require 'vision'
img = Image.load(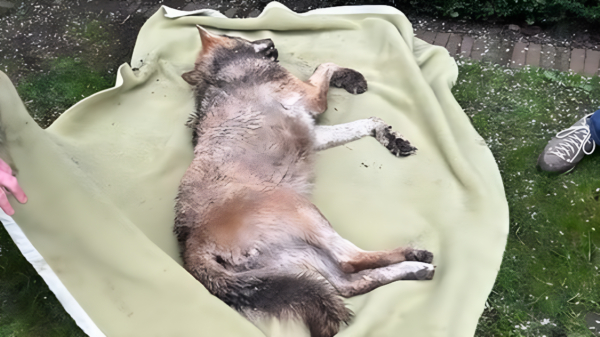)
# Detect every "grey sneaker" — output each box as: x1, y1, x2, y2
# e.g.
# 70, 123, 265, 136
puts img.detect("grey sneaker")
538, 114, 596, 173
